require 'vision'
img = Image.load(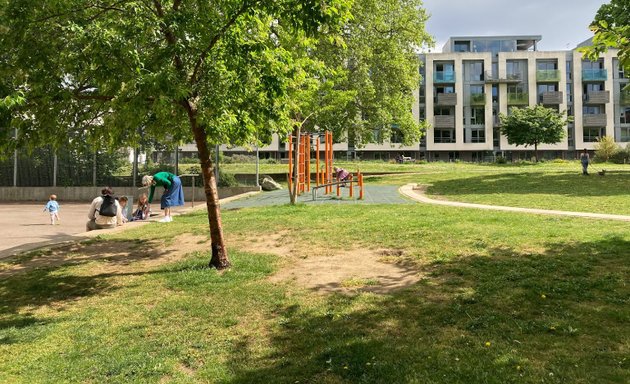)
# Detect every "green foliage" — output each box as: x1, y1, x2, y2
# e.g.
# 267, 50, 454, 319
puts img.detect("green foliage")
593, 135, 620, 162
287, 0, 433, 146
579, 0, 630, 78
218, 171, 238, 188
0, 0, 352, 152
499, 105, 571, 161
